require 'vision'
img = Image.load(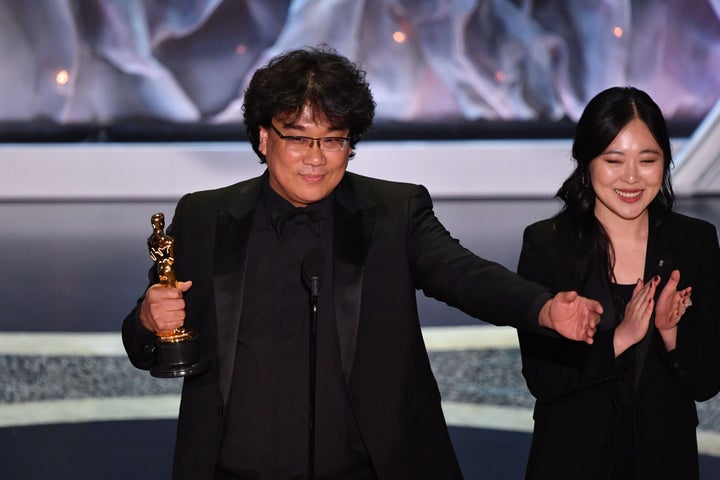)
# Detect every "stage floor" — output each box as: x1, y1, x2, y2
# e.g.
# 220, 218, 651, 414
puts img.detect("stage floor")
2, 196, 720, 479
